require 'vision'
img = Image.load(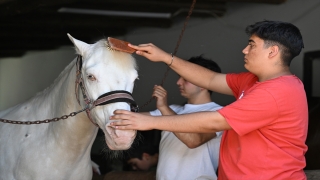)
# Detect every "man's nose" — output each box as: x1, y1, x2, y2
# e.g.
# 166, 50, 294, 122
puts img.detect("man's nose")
177, 77, 183, 85
242, 46, 249, 54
